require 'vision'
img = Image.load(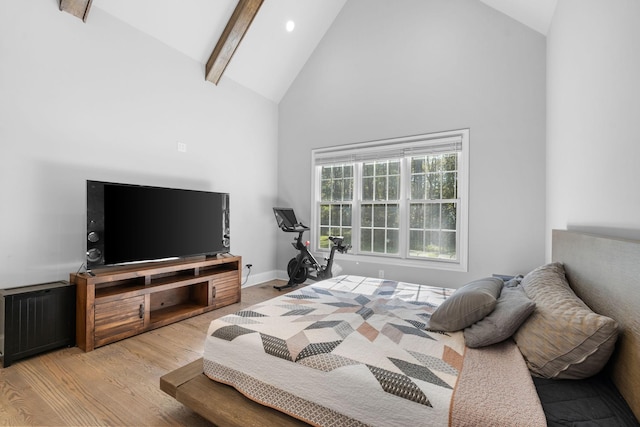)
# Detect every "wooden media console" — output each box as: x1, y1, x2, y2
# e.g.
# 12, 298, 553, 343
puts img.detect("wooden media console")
72, 255, 241, 352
